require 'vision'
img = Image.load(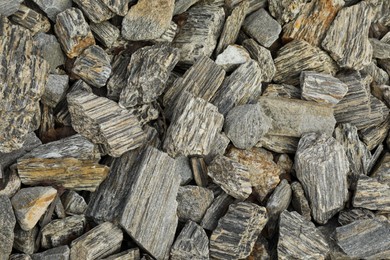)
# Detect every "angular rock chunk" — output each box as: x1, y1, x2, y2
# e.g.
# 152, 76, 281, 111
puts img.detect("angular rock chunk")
242, 8, 281, 48
0, 165, 22, 197
13, 225, 38, 254
295, 133, 349, 224
175, 156, 193, 185
32, 0, 72, 21
300, 71, 348, 105
200, 192, 235, 231
70, 222, 123, 260
258, 97, 336, 138
106, 54, 131, 101
268, 0, 308, 25
257, 135, 299, 154
189, 157, 209, 187
353, 175, 390, 211
242, 39, 276, 82
173, 0, 199, 14
225, 0, 266, 14
208, 156, 252, 200
262, 84, 301, 99
338, 208, 375, 226
32, 246, 70, 260
372, 152, 390, 185
119, 44, 180, 108
11, 187, 57, 231
204, 133, 230, 165
278, 211, 329, 259
42, 74, 69, 108
34, 33, 65, 73
10, 254, 32, 260
212, 61, 262, 116
215, 45, 251, 72
151, 21, 178, 44
322, 2, 373, 70
210, 202, 268, 259
62, 191, 88, 215
224, 104, 271, 149
0, 195, 16, 259
68, 91, 146, 157
291, 182, 311, 221
17, 135, 109, 191
122, 0, 174, 41
0, 0, 23, 16
73, 0, 115, 23
0, 19, 49, 153
119, 147, 181, 260
177, 186, 214, 222
54, 8, 95, 58
11, 5, 50, 35
90, 21, 120, 48
101, 0, 131, 16
370, 38, 390, 59
102, 248, 140, 260
273, 40, 338, 85
336, 219, 390, 259
172, 5, 225, 65
170, 221, 209, 260
163, 94, 224, 157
